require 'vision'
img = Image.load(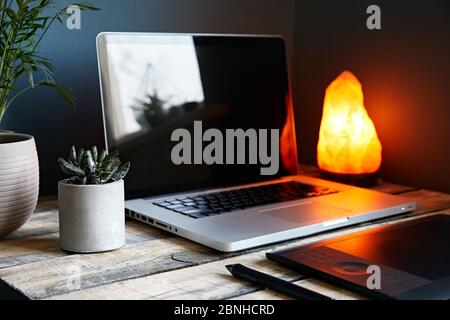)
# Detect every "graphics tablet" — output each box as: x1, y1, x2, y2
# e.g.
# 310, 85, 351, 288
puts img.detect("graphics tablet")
267, 214, 450, 300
